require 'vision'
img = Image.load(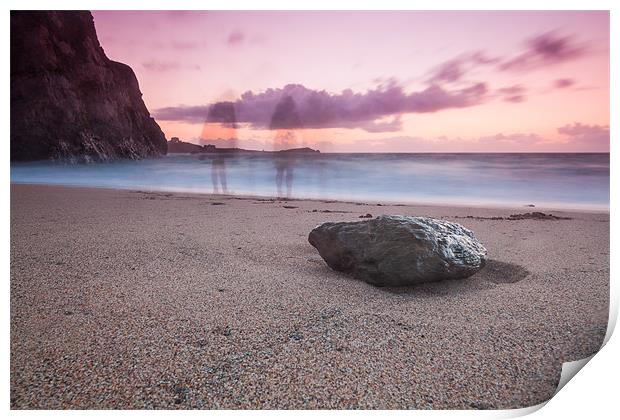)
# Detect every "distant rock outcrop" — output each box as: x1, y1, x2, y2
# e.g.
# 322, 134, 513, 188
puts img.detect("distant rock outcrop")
10, 11, 167, 161
167, 140, 321, 155
275, 147, 320, 154
167, 138, 206, 154
308, 215, 487, 286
